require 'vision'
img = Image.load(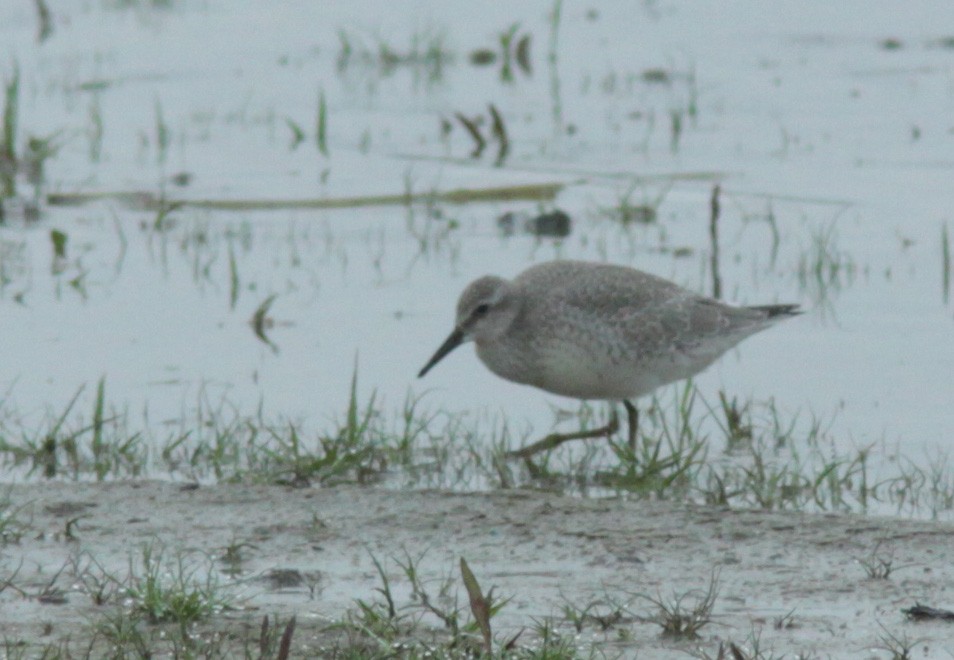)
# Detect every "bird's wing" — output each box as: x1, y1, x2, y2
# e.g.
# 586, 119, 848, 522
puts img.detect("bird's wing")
614, 296, 773, 359
518, 261, 688, 317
